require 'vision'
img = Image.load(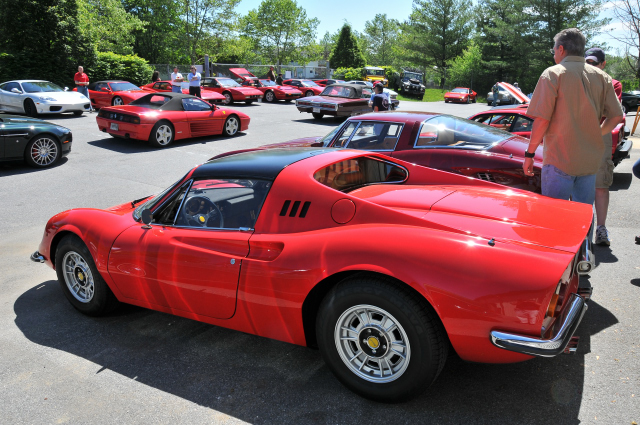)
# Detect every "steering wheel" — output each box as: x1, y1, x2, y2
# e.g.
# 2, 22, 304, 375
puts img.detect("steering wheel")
180, 196, 224, 228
